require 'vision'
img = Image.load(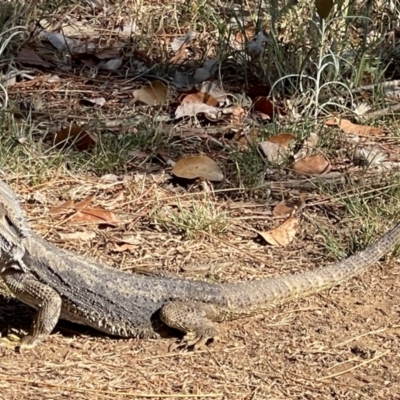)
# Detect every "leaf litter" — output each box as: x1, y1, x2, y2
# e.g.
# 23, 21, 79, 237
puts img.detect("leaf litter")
49, 194, 119, 226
